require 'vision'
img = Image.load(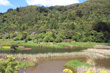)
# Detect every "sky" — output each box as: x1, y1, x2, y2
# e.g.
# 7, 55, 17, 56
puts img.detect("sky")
0, 0, 87, 13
